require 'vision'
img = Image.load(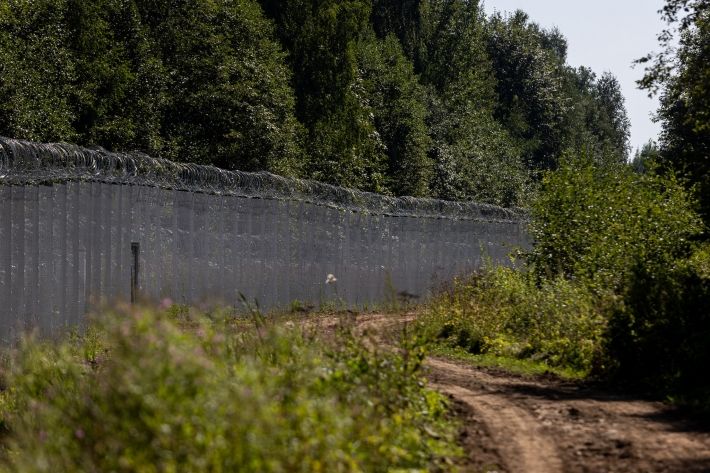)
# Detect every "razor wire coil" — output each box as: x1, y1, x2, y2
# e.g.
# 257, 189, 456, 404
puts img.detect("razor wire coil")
0, 137, 527, 222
